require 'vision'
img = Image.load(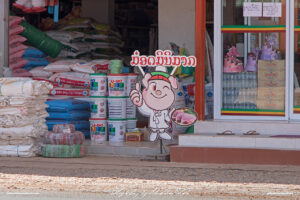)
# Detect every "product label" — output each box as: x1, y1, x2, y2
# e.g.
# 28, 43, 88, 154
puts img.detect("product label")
50, 89, 90, 96
55, 77, 90, 88
109, 80, 125, 91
